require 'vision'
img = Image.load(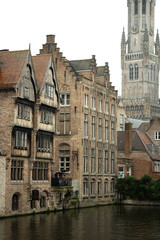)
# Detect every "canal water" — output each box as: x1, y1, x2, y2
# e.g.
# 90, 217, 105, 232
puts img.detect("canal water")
0, 205, 160, 240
